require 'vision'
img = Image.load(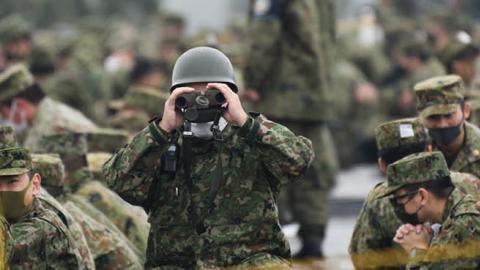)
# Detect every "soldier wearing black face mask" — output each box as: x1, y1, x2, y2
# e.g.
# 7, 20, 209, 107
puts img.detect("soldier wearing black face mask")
414, 75, 480, 176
